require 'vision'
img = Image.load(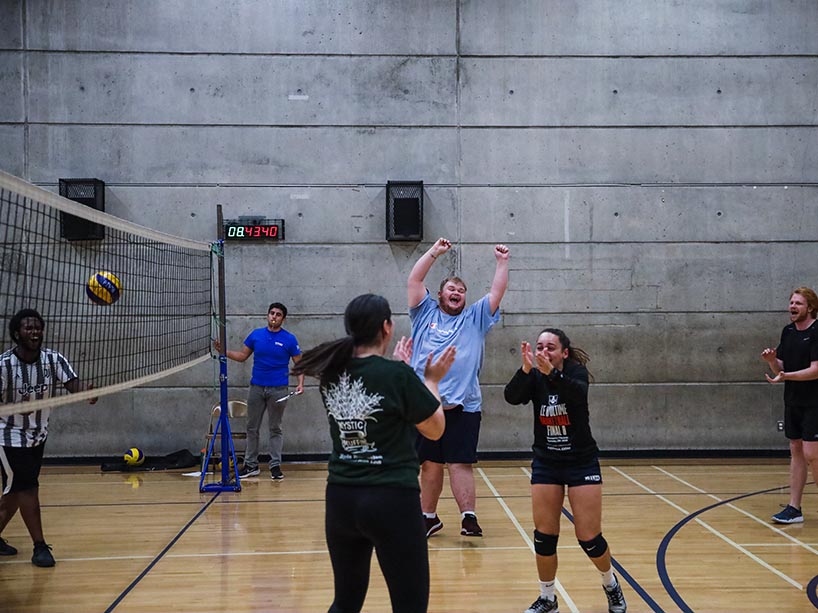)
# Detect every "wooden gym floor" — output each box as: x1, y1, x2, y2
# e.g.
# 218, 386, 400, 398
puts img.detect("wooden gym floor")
0, 458, 816, 613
